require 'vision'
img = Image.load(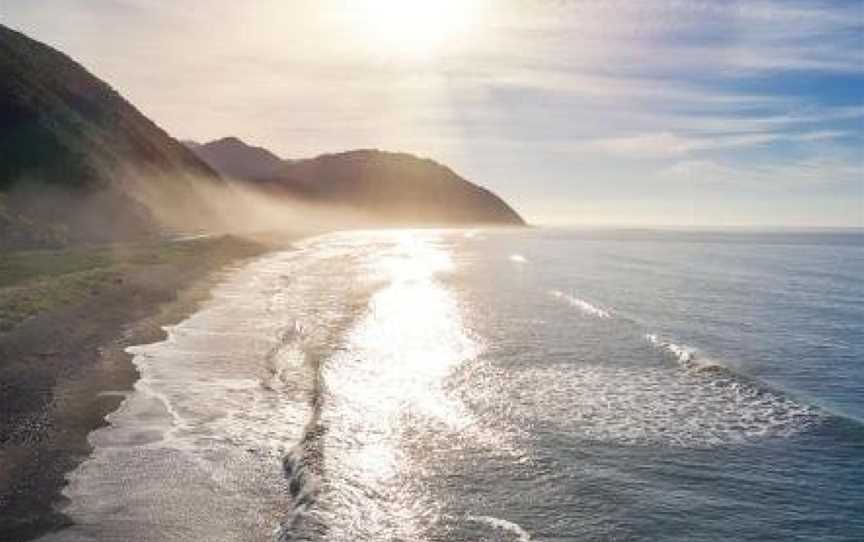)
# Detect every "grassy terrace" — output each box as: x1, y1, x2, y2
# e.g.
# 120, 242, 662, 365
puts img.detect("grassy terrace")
0, 236, 263, 333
